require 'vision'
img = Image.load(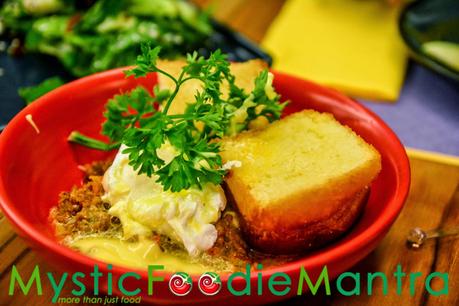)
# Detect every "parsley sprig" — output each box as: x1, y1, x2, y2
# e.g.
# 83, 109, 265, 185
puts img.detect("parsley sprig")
69, 43, 285, 192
